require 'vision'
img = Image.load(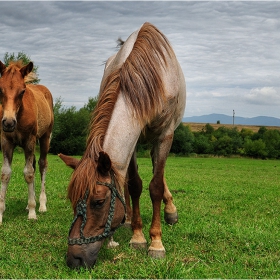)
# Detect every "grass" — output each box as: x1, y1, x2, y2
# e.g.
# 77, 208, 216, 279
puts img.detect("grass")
0, 153, 279, 278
